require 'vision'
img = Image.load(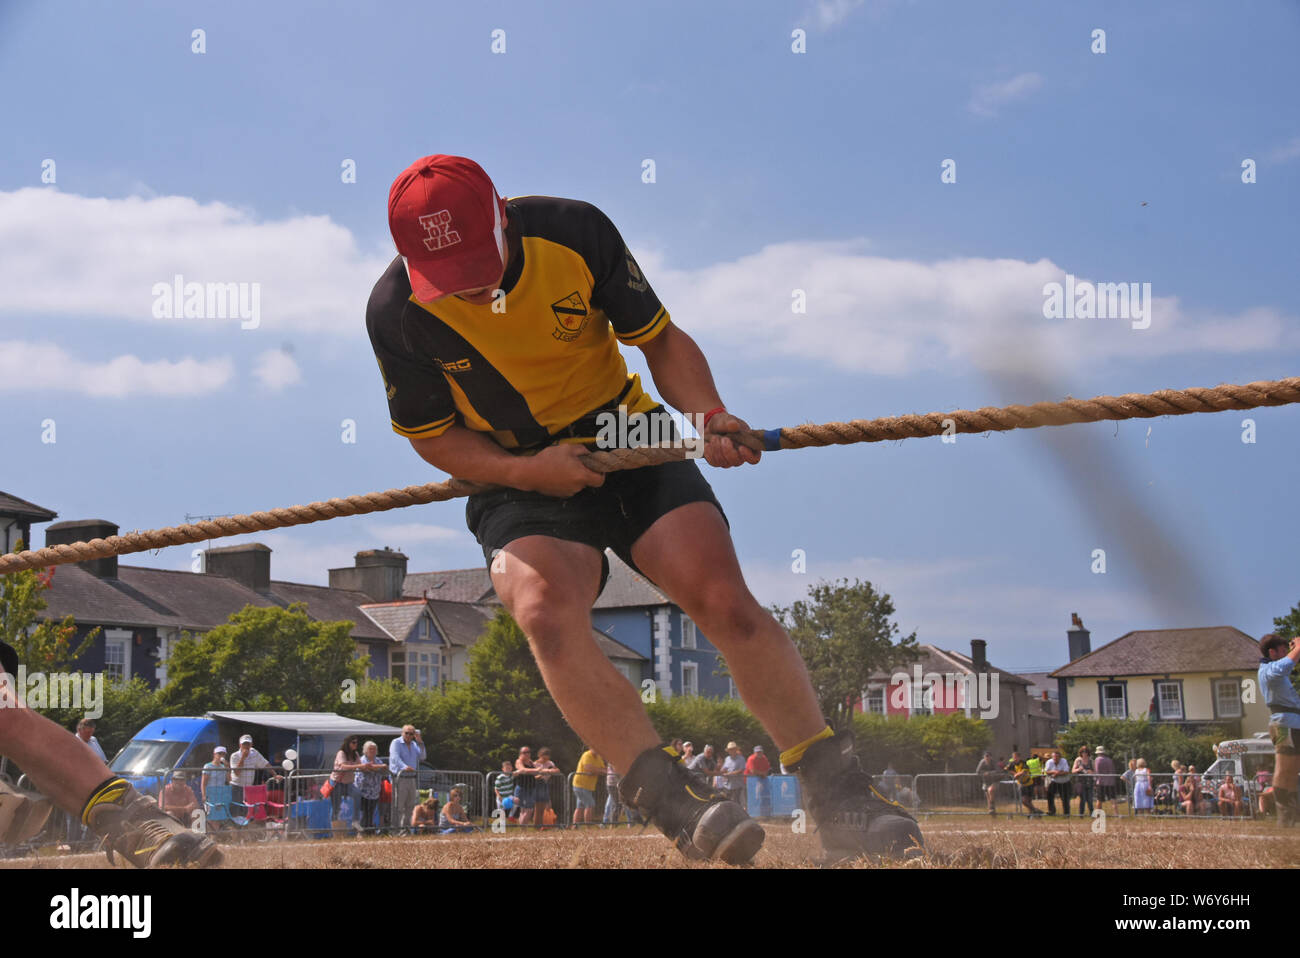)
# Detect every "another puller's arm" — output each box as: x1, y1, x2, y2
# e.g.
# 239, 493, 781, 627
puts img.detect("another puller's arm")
637, 323, 759, 469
